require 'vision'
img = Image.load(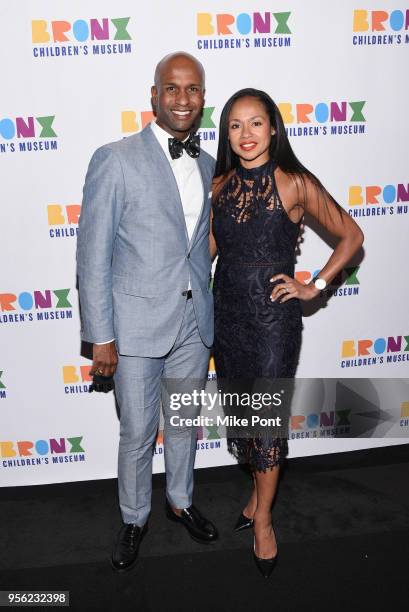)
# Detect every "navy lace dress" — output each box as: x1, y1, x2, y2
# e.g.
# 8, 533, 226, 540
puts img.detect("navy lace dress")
212, 158, 303, 472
